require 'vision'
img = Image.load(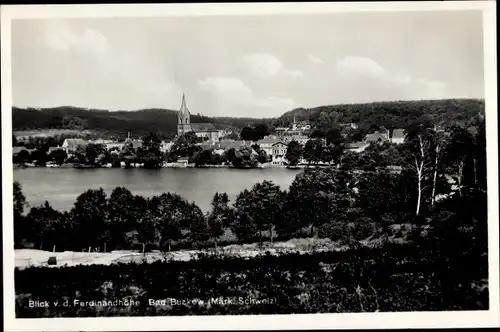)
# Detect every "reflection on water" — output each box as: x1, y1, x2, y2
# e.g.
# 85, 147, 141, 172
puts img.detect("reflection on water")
13, 167, 303, 212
